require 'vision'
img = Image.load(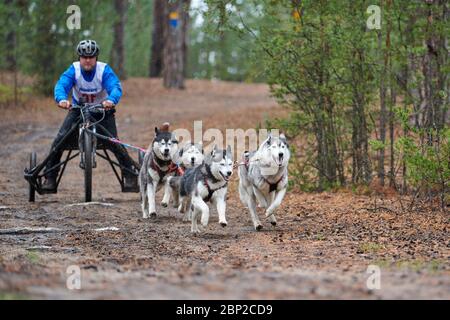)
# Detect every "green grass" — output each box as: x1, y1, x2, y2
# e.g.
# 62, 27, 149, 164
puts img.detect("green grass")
396, 259, 447, 273
358, 242, 384, 254
314, 233, 327, 241
25, 251, 40, 264
0, 292, 29, 300
372, 258, 447, 273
